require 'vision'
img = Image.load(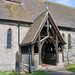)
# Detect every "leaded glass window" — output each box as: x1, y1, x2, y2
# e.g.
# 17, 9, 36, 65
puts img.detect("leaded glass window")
7, 29, 12, 49
62, 33, 65, 49
68, 34, 71, 49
